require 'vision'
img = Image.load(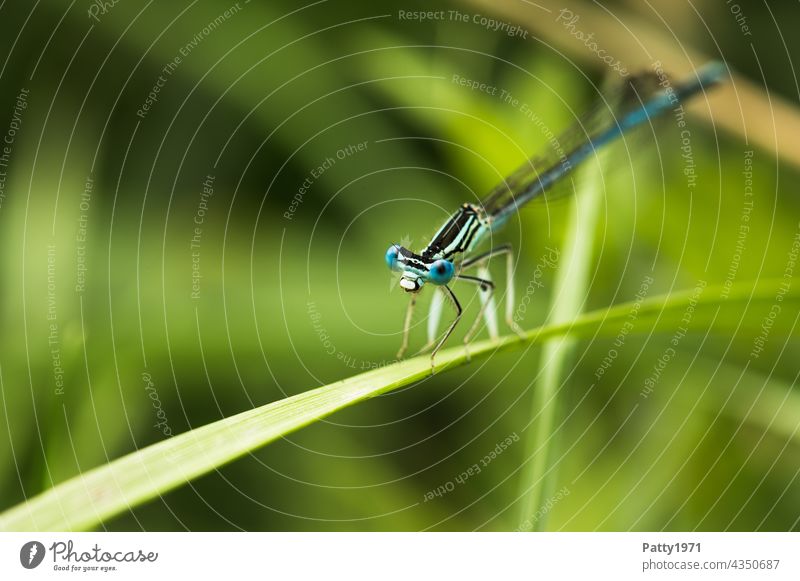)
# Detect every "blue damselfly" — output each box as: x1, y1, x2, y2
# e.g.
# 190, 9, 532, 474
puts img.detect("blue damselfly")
385, 62, 726, 371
